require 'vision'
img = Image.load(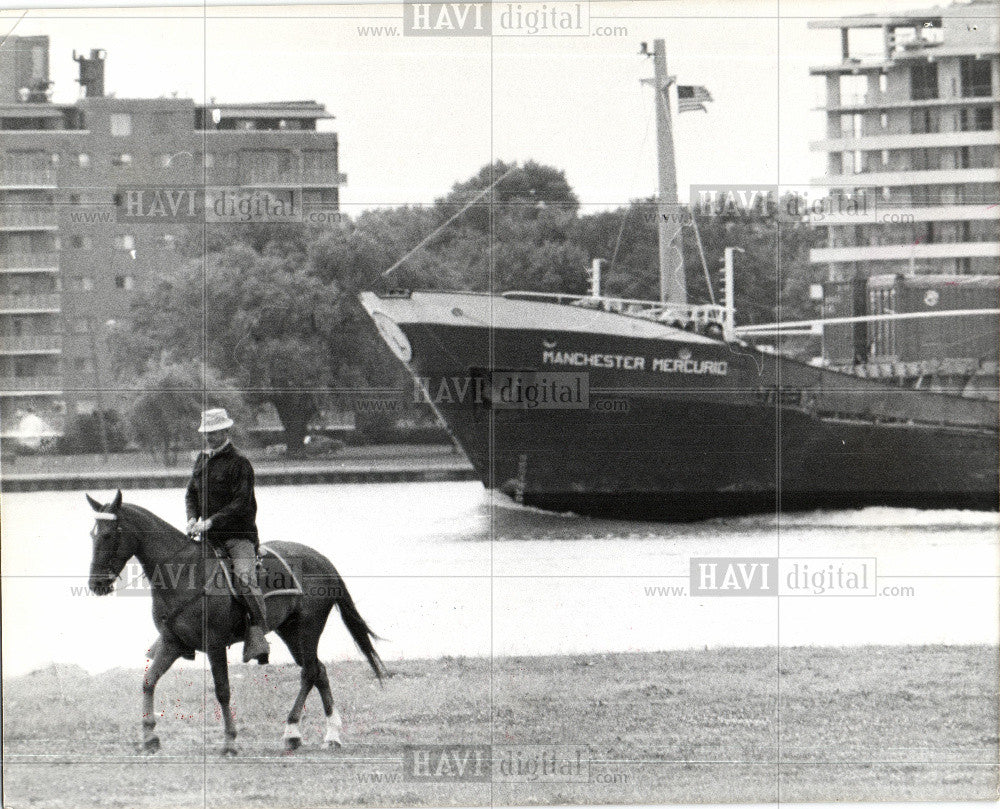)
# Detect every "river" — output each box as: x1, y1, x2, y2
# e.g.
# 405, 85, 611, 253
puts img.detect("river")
1, 482, 997, 675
